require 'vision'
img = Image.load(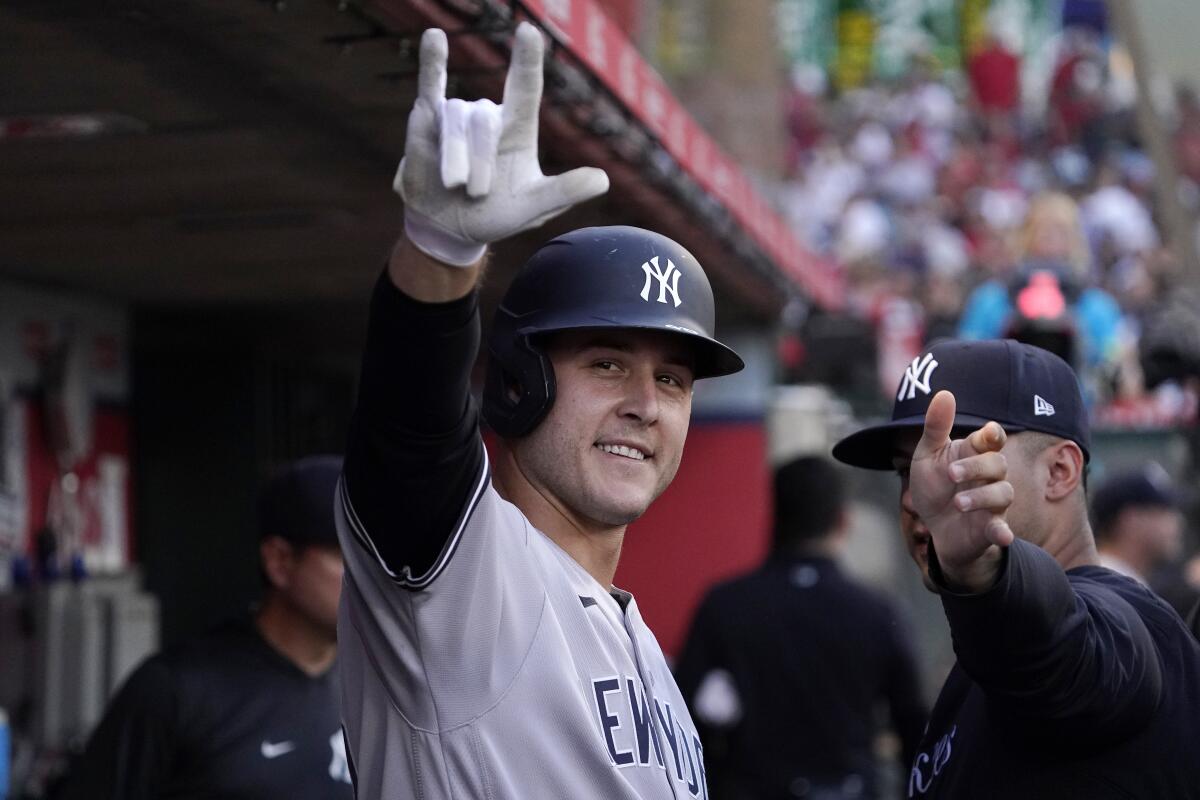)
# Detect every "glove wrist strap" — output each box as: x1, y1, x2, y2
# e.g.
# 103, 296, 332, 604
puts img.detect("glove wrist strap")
403, 208, 487, 268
